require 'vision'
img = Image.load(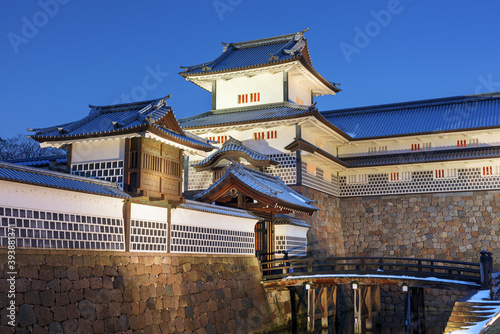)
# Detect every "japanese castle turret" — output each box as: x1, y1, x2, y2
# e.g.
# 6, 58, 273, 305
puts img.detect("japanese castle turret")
178, 30, 500, 259
29, 96, 213, 201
